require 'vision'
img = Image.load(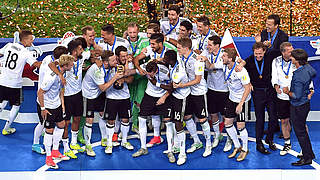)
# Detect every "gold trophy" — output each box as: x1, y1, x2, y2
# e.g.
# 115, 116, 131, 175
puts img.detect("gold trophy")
114, 65, 125, 90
